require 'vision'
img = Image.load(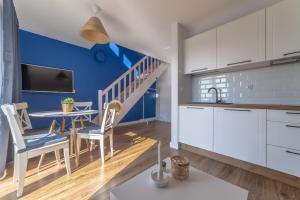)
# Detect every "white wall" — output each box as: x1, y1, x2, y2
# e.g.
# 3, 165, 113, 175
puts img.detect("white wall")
192, 62, 300, 105
0, 1, 2, 83
157, 65, 171, 122
170, 22, 190, 149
